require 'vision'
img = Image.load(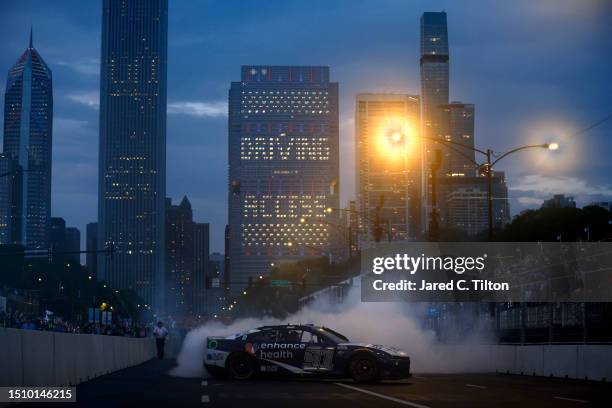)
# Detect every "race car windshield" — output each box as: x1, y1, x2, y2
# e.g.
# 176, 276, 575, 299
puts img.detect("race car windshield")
320, 327, 350, 343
